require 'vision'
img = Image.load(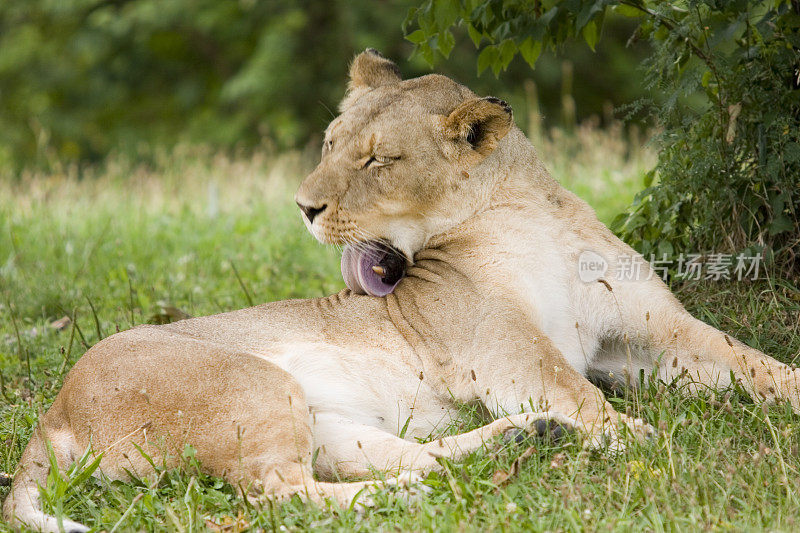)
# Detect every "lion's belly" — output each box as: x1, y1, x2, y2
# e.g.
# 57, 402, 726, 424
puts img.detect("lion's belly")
263, 341, 454, 440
